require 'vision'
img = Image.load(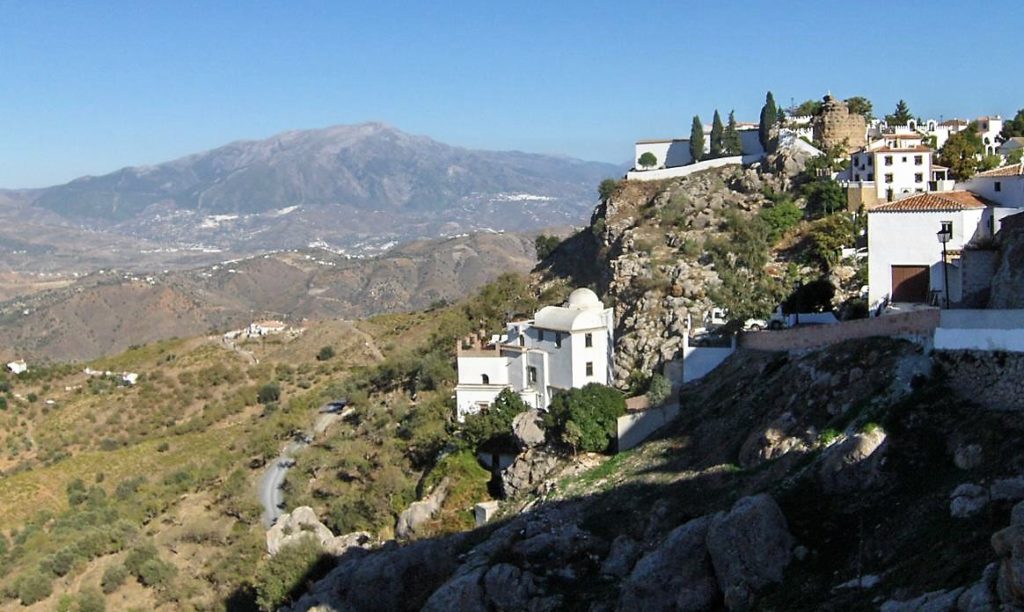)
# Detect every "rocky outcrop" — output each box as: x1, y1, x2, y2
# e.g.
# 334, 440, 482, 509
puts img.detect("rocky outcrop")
501, 449, 559, 498
266, 506, 372, 556
989, 221, 1024, 308
617, 516, 719, 611
512, 409, 546, 449
817, 428, 888, 493
934, 350, 1024, 412
396, 478, 450, 540
739, 411, 808, 468
706, 494, 794, 609
950, 483, 989, 519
